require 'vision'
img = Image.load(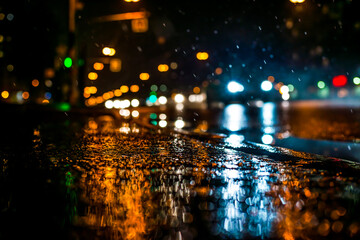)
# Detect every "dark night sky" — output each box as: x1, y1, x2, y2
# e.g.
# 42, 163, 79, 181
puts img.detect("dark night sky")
1, 0, 360, 98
